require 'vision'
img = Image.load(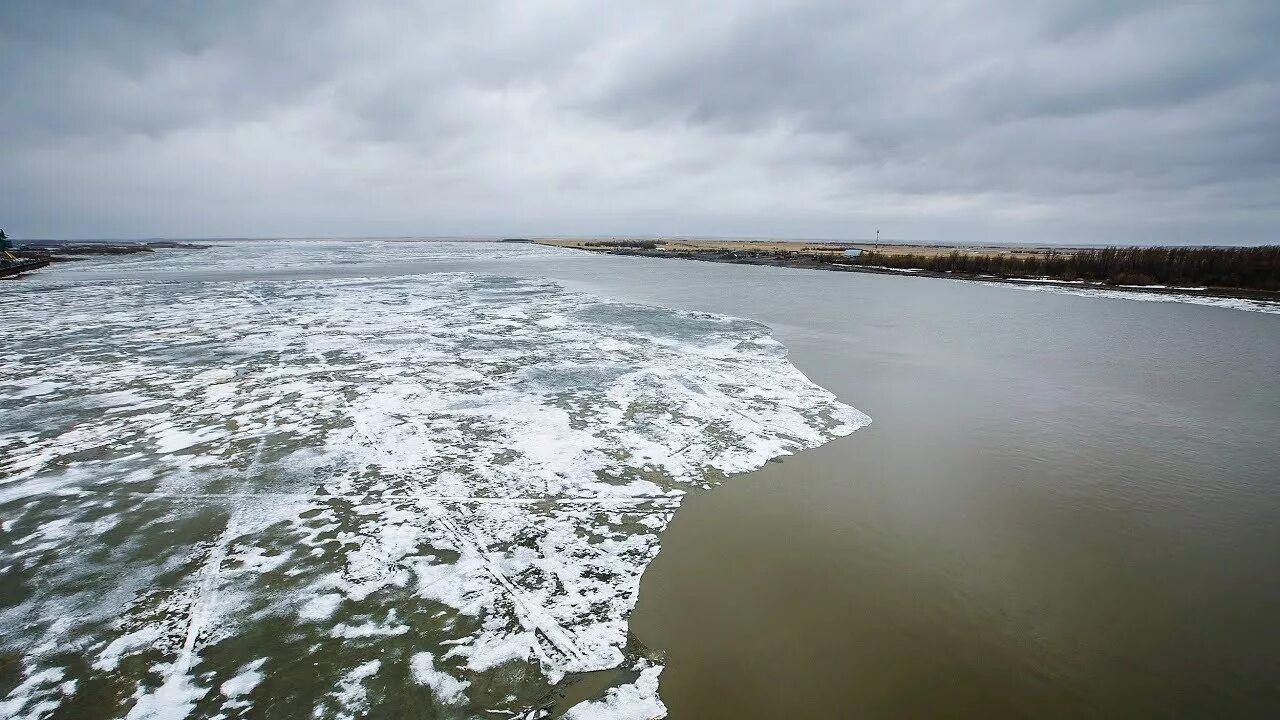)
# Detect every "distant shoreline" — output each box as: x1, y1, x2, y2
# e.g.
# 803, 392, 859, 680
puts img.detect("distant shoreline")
1, 241, 214, 276
536, 239, 1280, 304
